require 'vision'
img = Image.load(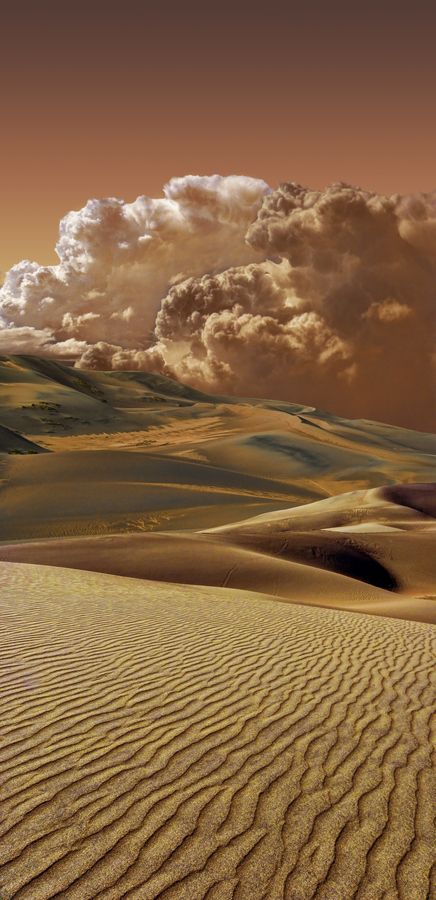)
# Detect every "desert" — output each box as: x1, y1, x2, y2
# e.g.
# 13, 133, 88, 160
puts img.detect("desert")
2, 1, 436, 893
0, 561, 434, 899
0, 354, 434, 898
